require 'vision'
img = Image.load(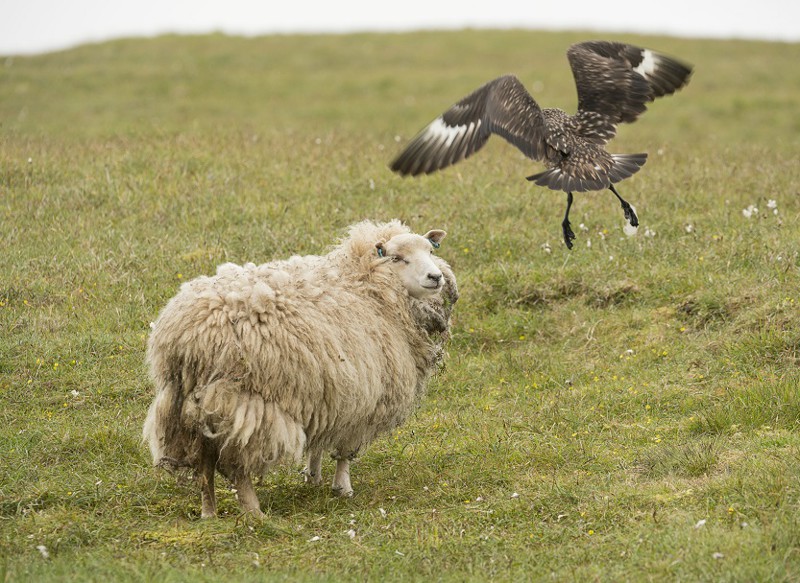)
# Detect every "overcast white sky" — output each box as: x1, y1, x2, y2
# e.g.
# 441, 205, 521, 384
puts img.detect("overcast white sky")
2, 0, 799, 55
